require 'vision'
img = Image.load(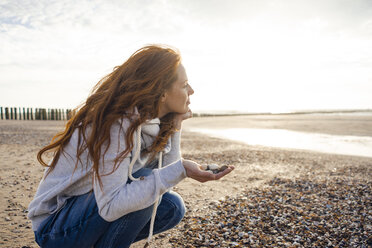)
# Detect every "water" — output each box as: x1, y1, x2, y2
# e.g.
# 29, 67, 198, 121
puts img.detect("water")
189, 128, 372, 158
